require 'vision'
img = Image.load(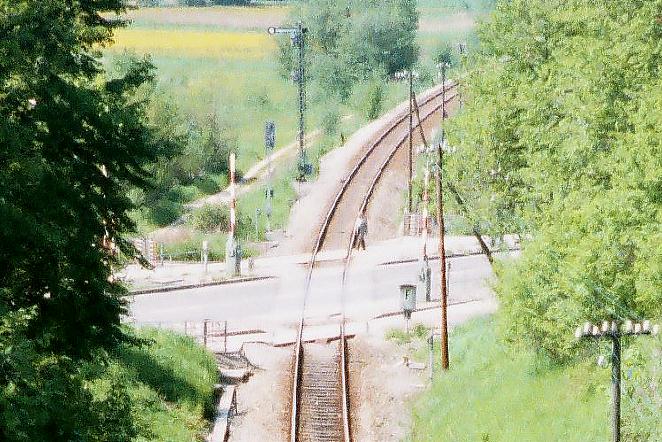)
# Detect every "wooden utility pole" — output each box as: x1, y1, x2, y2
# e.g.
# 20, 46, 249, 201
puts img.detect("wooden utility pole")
411, 91, 494, 266
408, 71, 414, 213
446, 181, 494, 264
437, 64, 449, 370
422, 167, 429, 258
